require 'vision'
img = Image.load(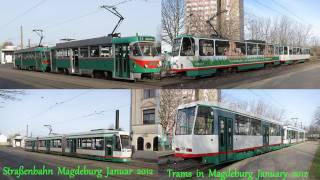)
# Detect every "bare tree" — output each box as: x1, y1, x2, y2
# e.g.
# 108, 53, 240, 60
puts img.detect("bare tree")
161, 0, 185, 46
245, 12, 315, 47
221, 95, 286, 122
